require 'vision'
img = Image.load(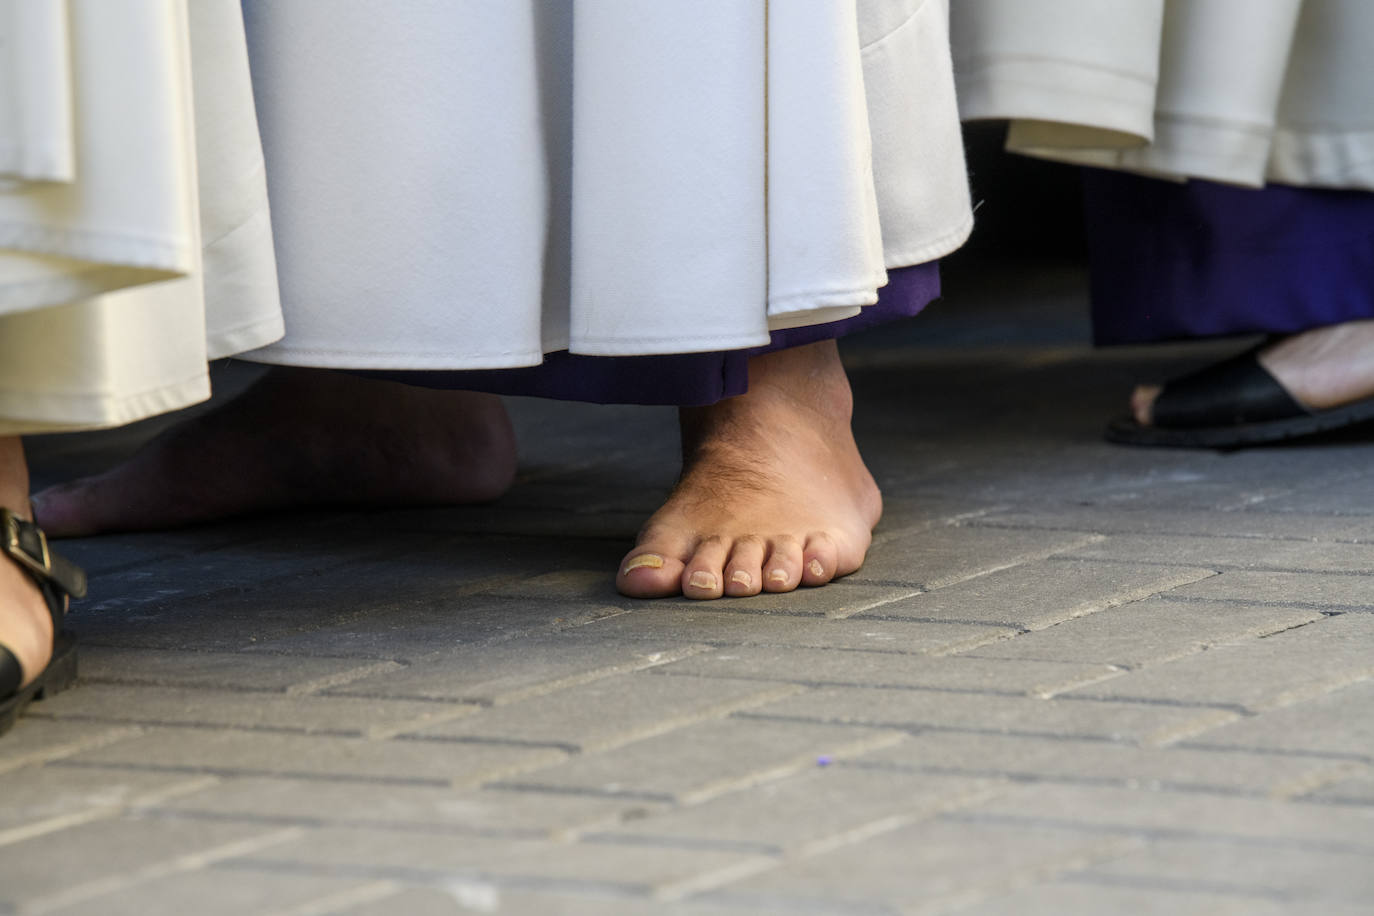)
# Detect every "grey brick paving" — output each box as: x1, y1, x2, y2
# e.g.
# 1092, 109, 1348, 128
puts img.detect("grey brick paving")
860, 558, 1217, 629
580, 606, 1016, 654
1061, 612, 1374, 711
950, 883, 1297, 916
1166, 569, 1374, 609
333, 886, 772, 916
1085, 839, 1374, 906
953, 783, 1374, 848
215, 829, 760, 898
1061, 533, 1374, 574
489, 719, 904, 804
709, 819, 1138, 913
647, 582, 930, 619
403, 673, 802, 753
590, 767, 1001, 852
0, 765, 209, 836
5, 262, 1373, 914
44, 871, 382, 916
146, 777, 667, 838
323, 633, 707, 705
31, 683, 481, 738
1174, 678, 1374, 760
846, 525, 1102, 587
735, 687, 1242, 745
850, 733, 1345, 798
1299, 773, 1374, 805
0, 816, 300, 912
969, 505, 1374, 543
957, 596, 1320, 667
659, 646, 1120, 696
55, 728, 569, 787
